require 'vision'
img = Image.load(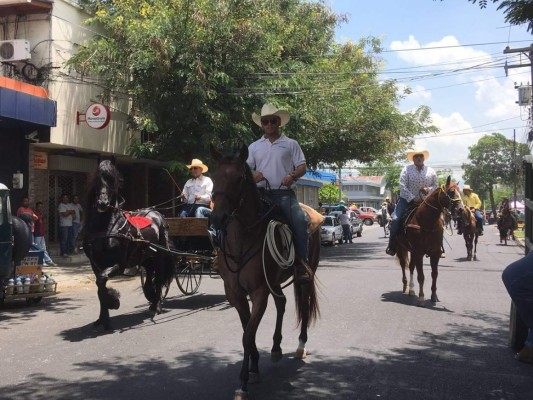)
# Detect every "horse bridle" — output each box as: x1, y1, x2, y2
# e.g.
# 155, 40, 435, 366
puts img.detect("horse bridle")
422, 184, 462, 213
